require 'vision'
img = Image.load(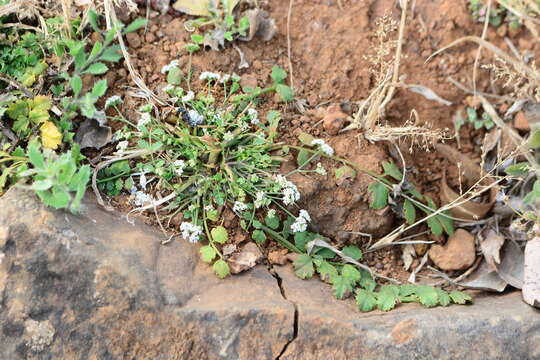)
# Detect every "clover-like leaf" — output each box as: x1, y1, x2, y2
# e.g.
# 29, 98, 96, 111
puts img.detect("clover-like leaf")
294, 254, 314, 279
211, 226, 228, 244
213, 259, 230, 279
200, 245, 217, 263
356, 288, 377, 312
